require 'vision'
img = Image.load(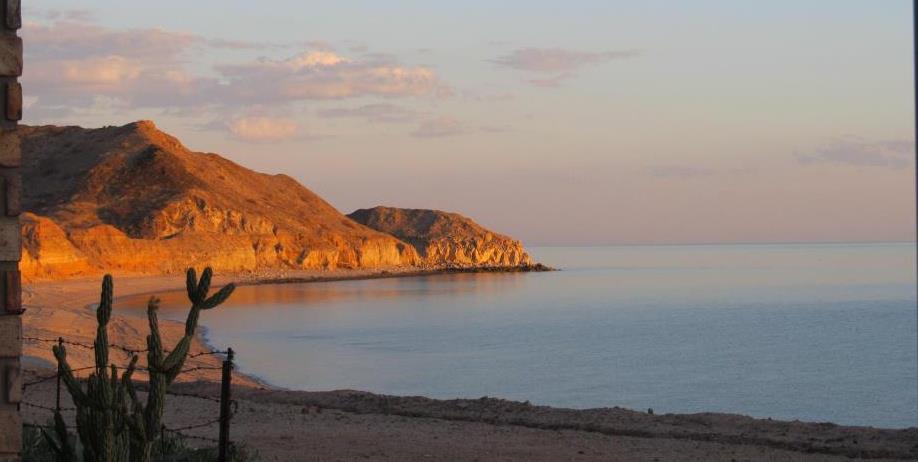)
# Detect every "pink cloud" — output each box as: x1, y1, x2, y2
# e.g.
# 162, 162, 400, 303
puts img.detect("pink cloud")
22, 20, 449, 121
491, 48, 639, 73
318, 103, 418, 123
217, 51, 447, 102
794, 137, 915, 169
24, 21, 198, 61
227, 116, 298, 143
527, 72, 575, 88
491, 47, 639, 88
412, 116, 465, 138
